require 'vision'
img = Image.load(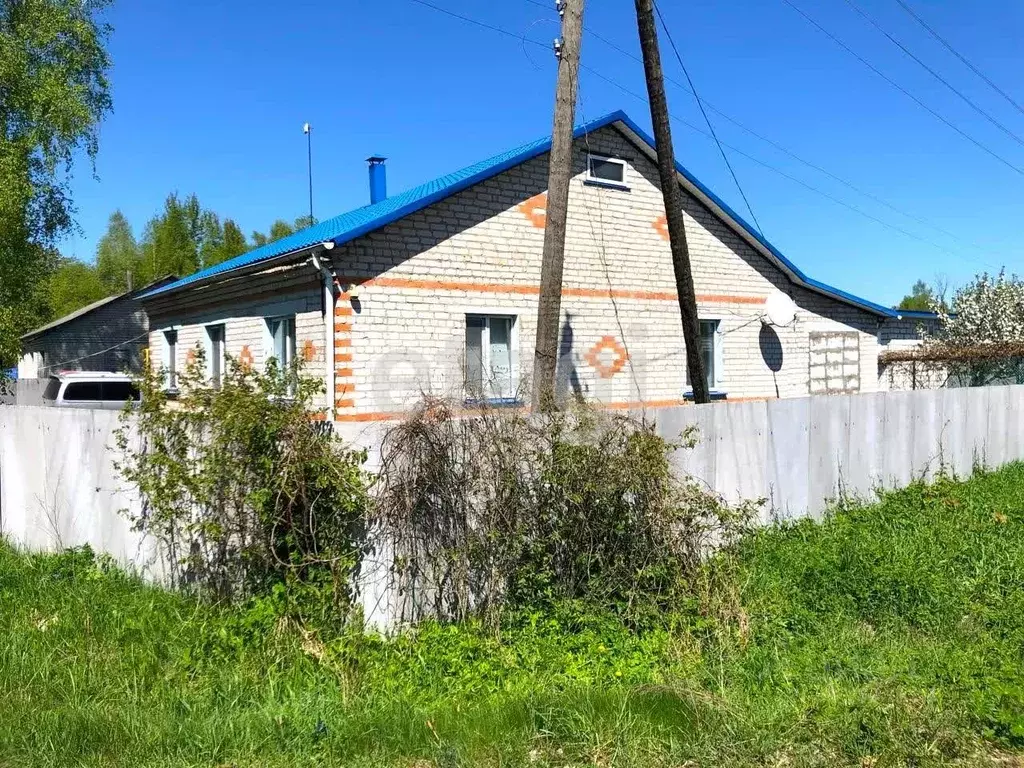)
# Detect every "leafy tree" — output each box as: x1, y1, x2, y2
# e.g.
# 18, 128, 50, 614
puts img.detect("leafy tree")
22, 199, 305, 331
896, 276, 950, 313
138, 194, 248, 279
196, 209, 223, 270
896, 279, 935, 312
930, 270, 1024, 385
214, 219, 247, 265
45, 256, 108, 319
95, 210, 140, 292
139, 194, 200, 281
252, 220, 292, 248
251, 216, 310, 248
0, 0, 113, 366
